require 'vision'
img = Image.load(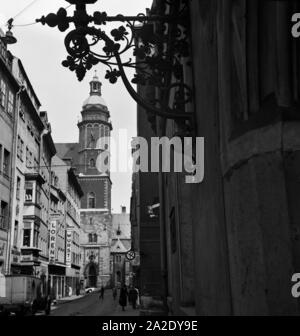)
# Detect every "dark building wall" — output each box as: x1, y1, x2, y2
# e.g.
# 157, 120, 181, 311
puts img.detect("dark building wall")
135, 0, 300, 316
135, 82, 163, 298
187, 0, 300, 315
188, 0, 233, 316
